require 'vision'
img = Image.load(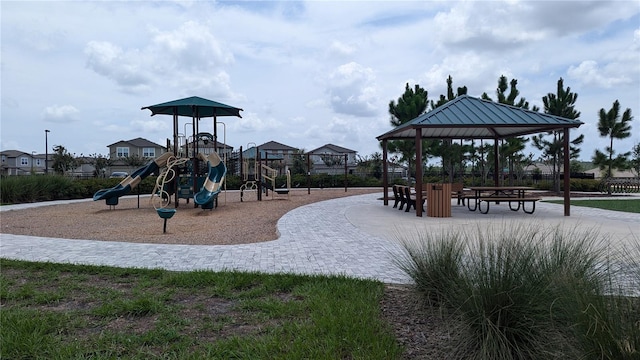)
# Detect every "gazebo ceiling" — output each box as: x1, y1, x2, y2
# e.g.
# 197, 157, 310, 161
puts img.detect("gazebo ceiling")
376, 95, 583, 140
